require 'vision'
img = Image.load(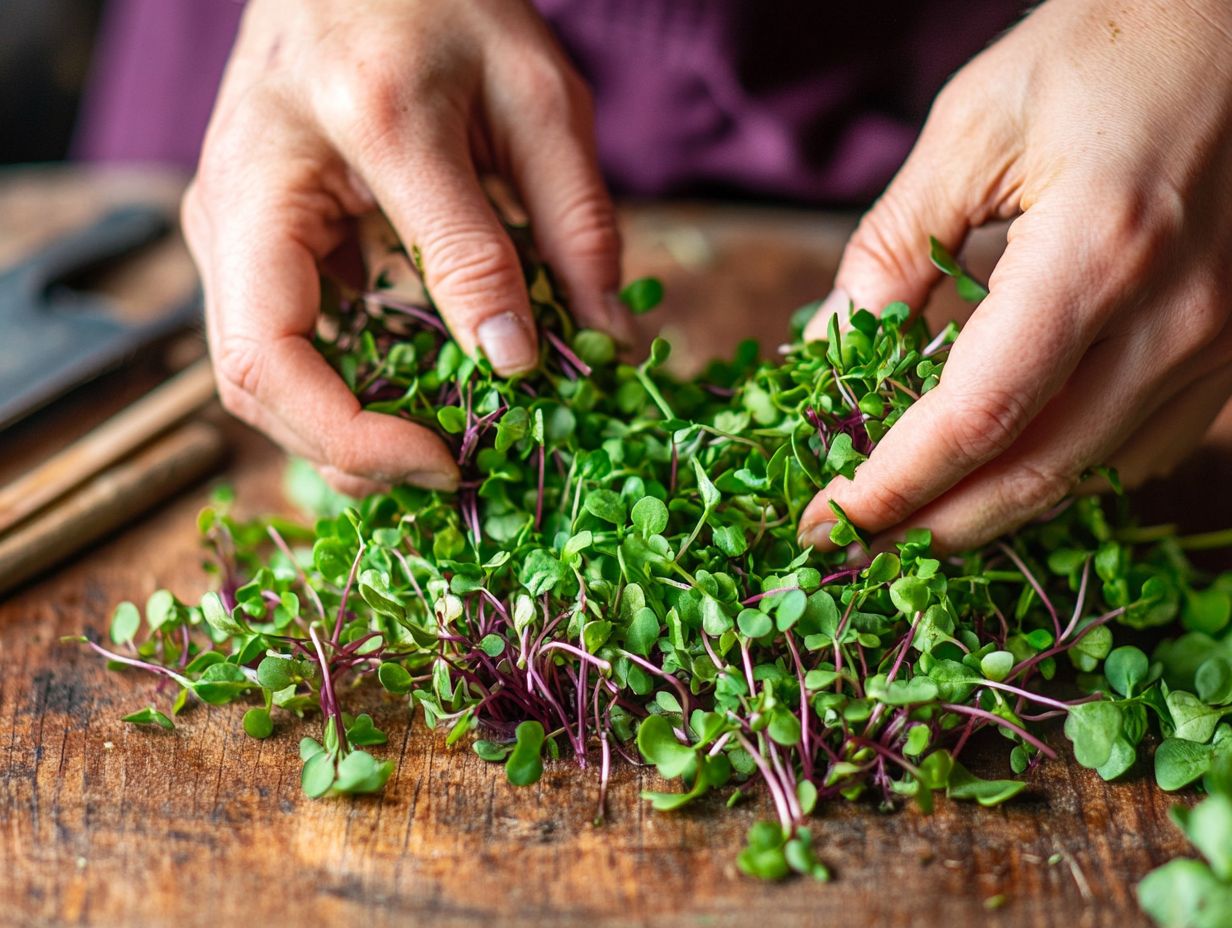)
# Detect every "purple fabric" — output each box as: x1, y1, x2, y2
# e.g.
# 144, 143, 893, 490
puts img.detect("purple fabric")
75, 0, 1023, 205
73, 0, 244, 168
